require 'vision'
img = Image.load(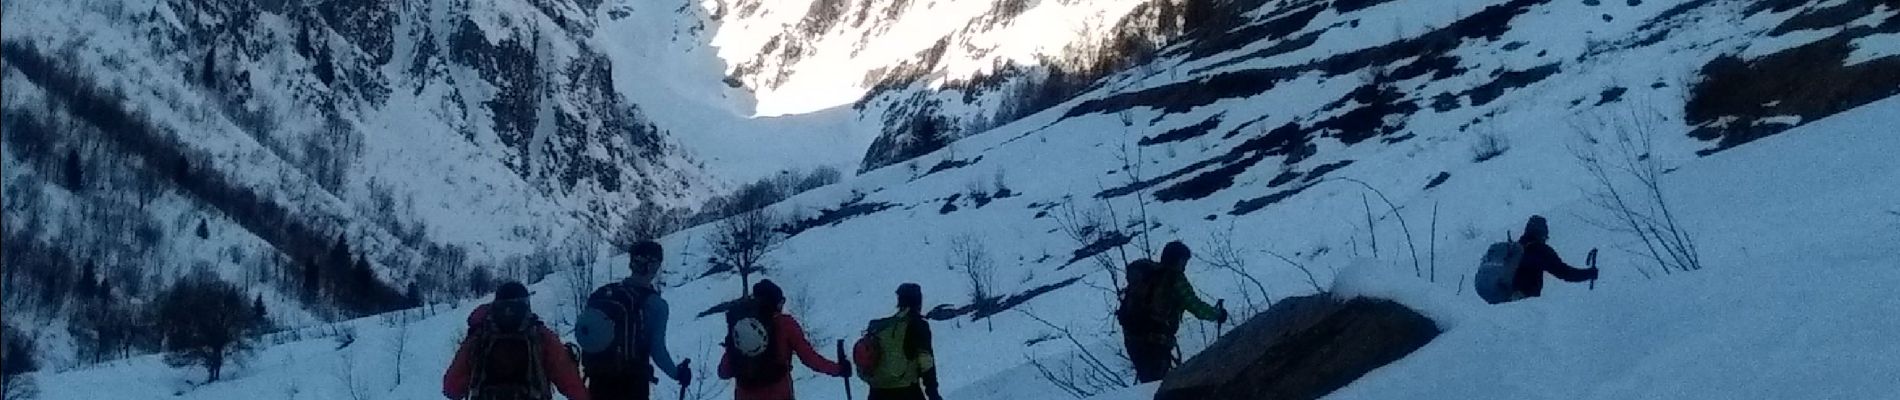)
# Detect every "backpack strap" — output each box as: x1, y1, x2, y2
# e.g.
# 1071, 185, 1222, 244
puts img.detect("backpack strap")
620, 285, 653, 365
